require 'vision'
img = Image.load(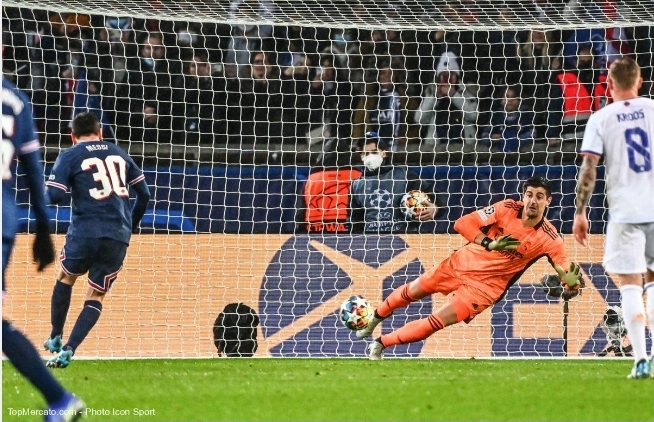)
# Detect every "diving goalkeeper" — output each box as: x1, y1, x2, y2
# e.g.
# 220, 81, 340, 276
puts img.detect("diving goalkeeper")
358, 176, 583, 359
